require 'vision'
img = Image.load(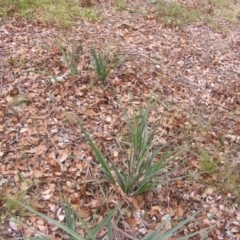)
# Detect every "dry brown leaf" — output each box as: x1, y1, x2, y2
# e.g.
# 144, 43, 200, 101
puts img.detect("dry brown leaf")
126, 217, 137, 226
1, 1, 240, 239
